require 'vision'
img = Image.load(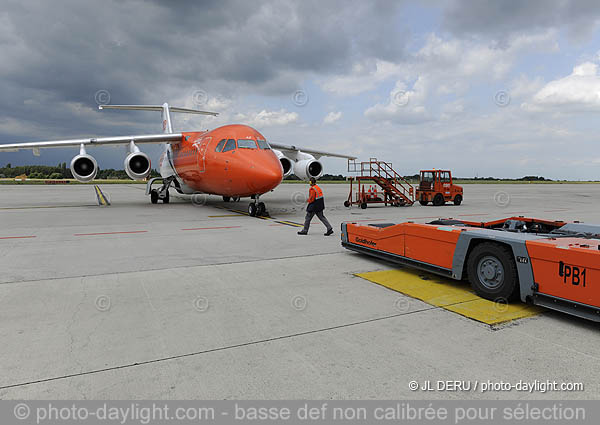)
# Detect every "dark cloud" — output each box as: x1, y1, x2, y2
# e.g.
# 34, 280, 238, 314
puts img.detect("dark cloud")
0, 0, 408, 166
442, 0, 600, 41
